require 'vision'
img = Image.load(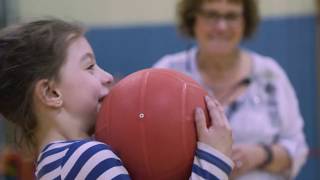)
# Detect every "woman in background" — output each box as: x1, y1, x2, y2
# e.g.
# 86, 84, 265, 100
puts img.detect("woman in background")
154, 0, 308, 179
